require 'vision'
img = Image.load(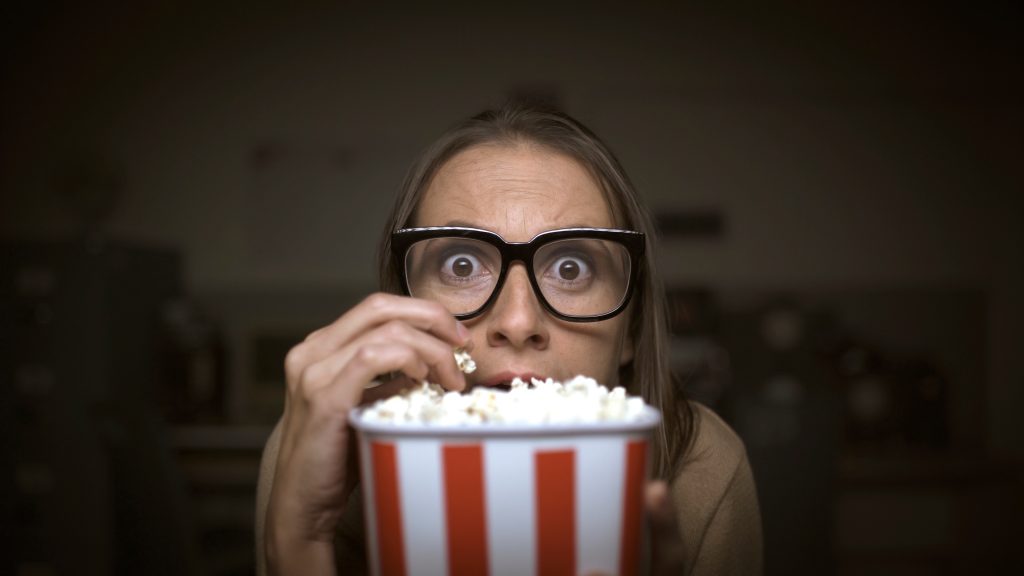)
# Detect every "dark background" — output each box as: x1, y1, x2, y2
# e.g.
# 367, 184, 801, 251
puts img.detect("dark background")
3, 2, 1022, 575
